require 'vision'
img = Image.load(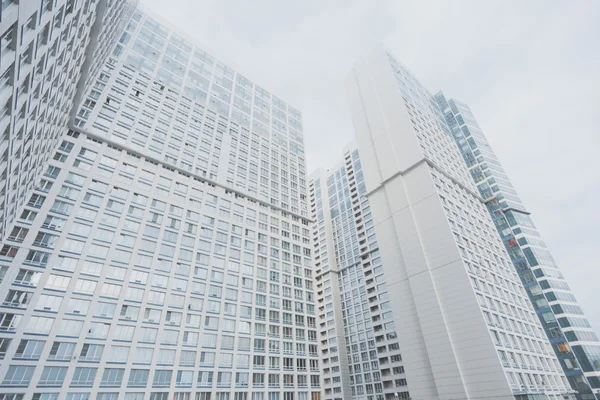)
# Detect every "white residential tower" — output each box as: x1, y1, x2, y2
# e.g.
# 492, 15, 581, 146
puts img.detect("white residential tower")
0, 6, 319, 400
345, 46, 573, 400
310, 143, 409, 400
